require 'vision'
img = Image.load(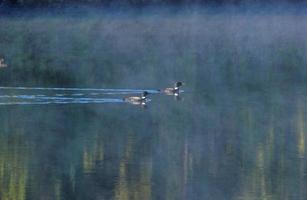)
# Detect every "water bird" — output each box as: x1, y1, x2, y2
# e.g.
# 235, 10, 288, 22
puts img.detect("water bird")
163, 82, 184, 96
0, 58, 7, 68
123, 91, 149, 105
